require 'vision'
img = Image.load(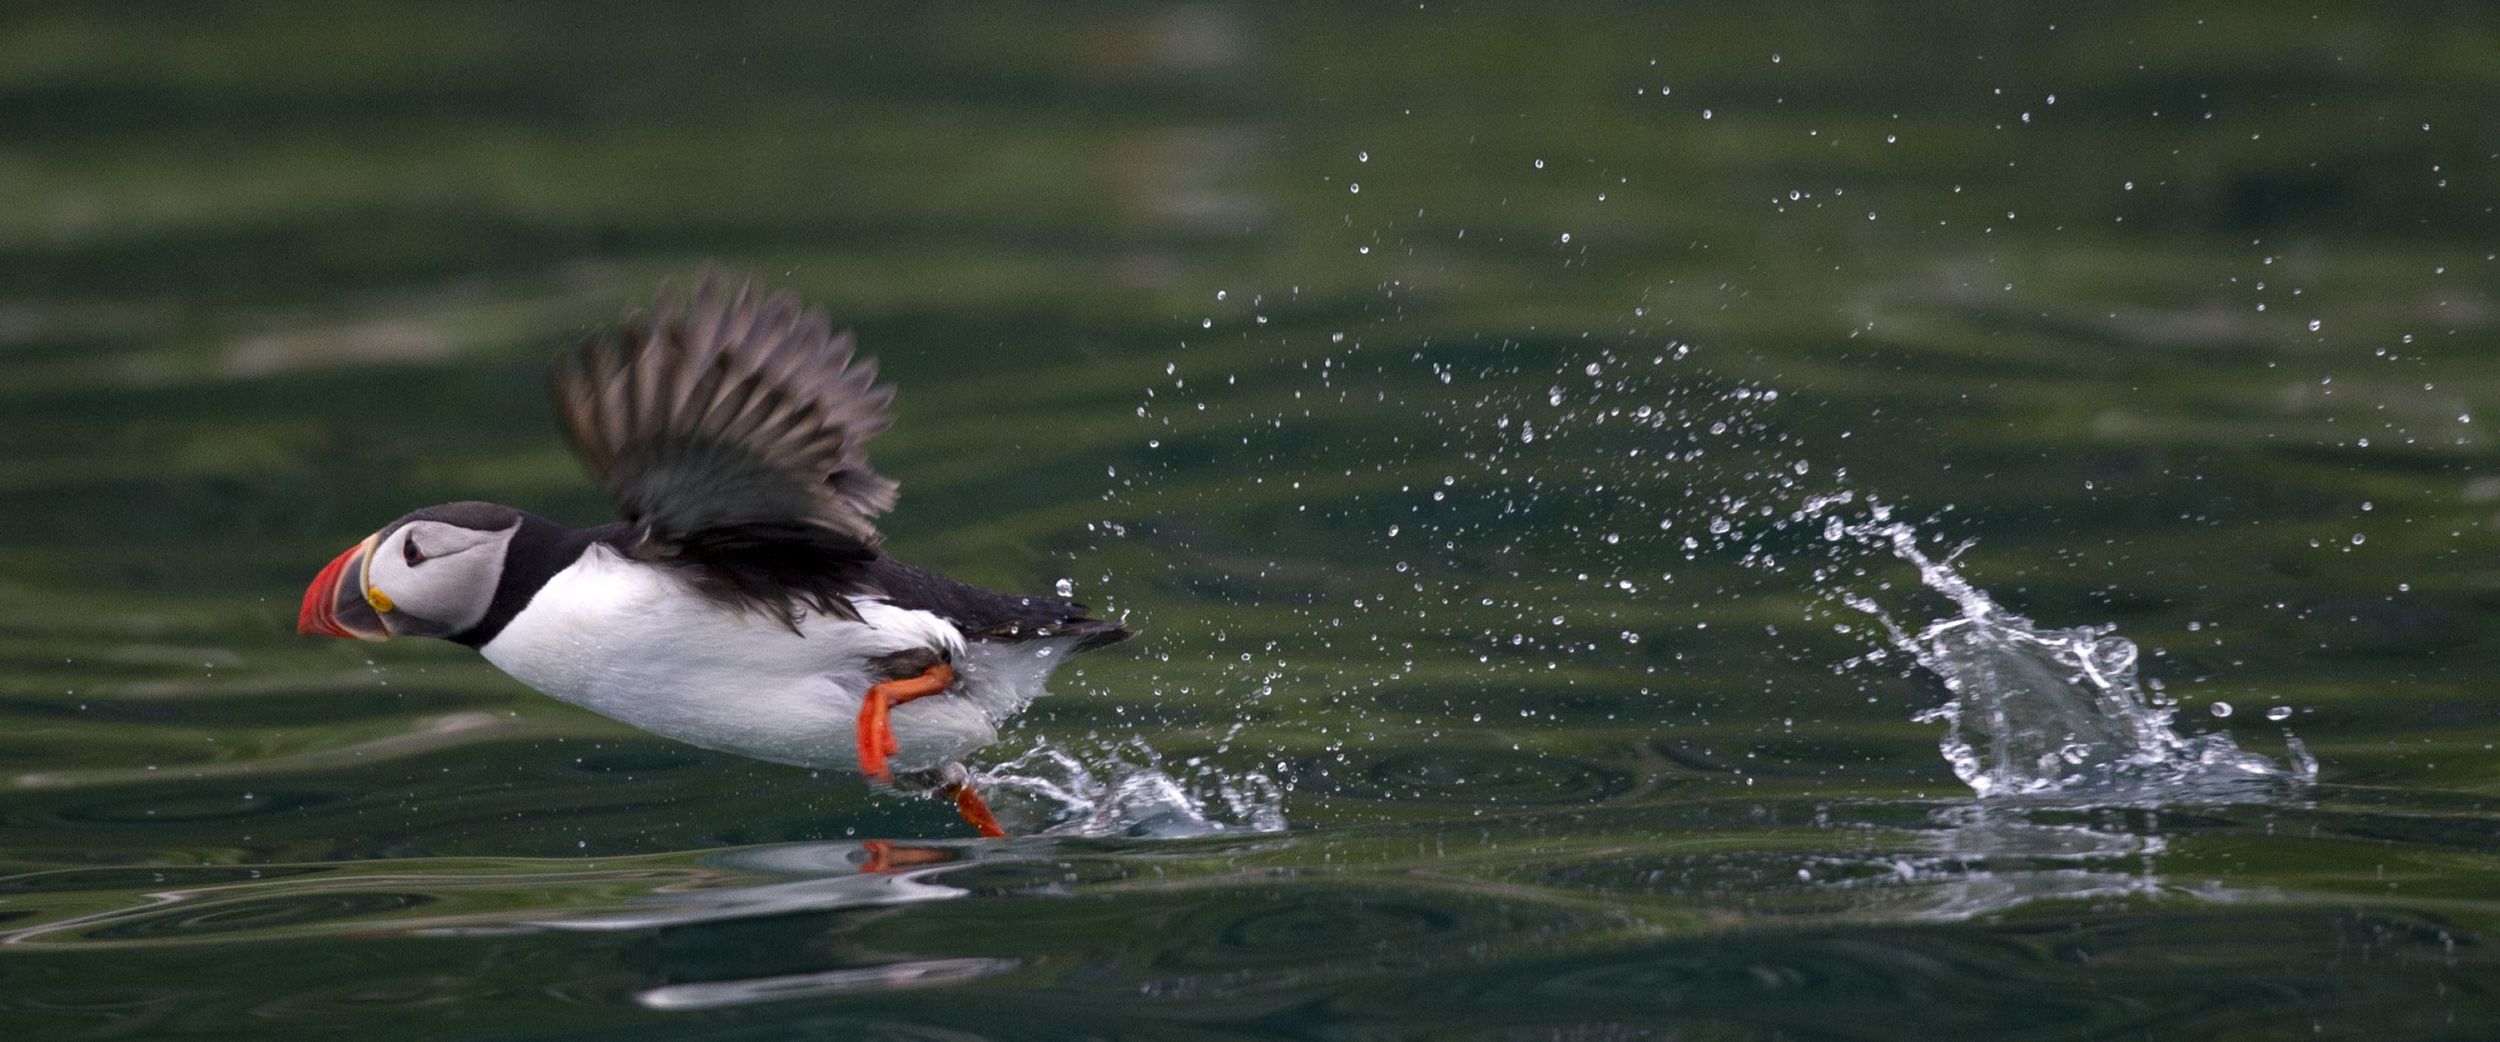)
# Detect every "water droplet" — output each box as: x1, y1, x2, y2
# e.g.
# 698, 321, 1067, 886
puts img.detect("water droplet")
2208, 701, 2234, 718
1054, 578, 1075, 597
2266, 706, 2293, 721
